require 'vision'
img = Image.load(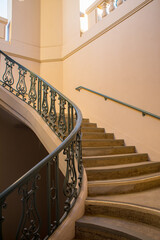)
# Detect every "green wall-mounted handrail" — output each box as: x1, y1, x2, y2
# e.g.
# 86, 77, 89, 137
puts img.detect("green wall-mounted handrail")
76, 86, 160, 120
